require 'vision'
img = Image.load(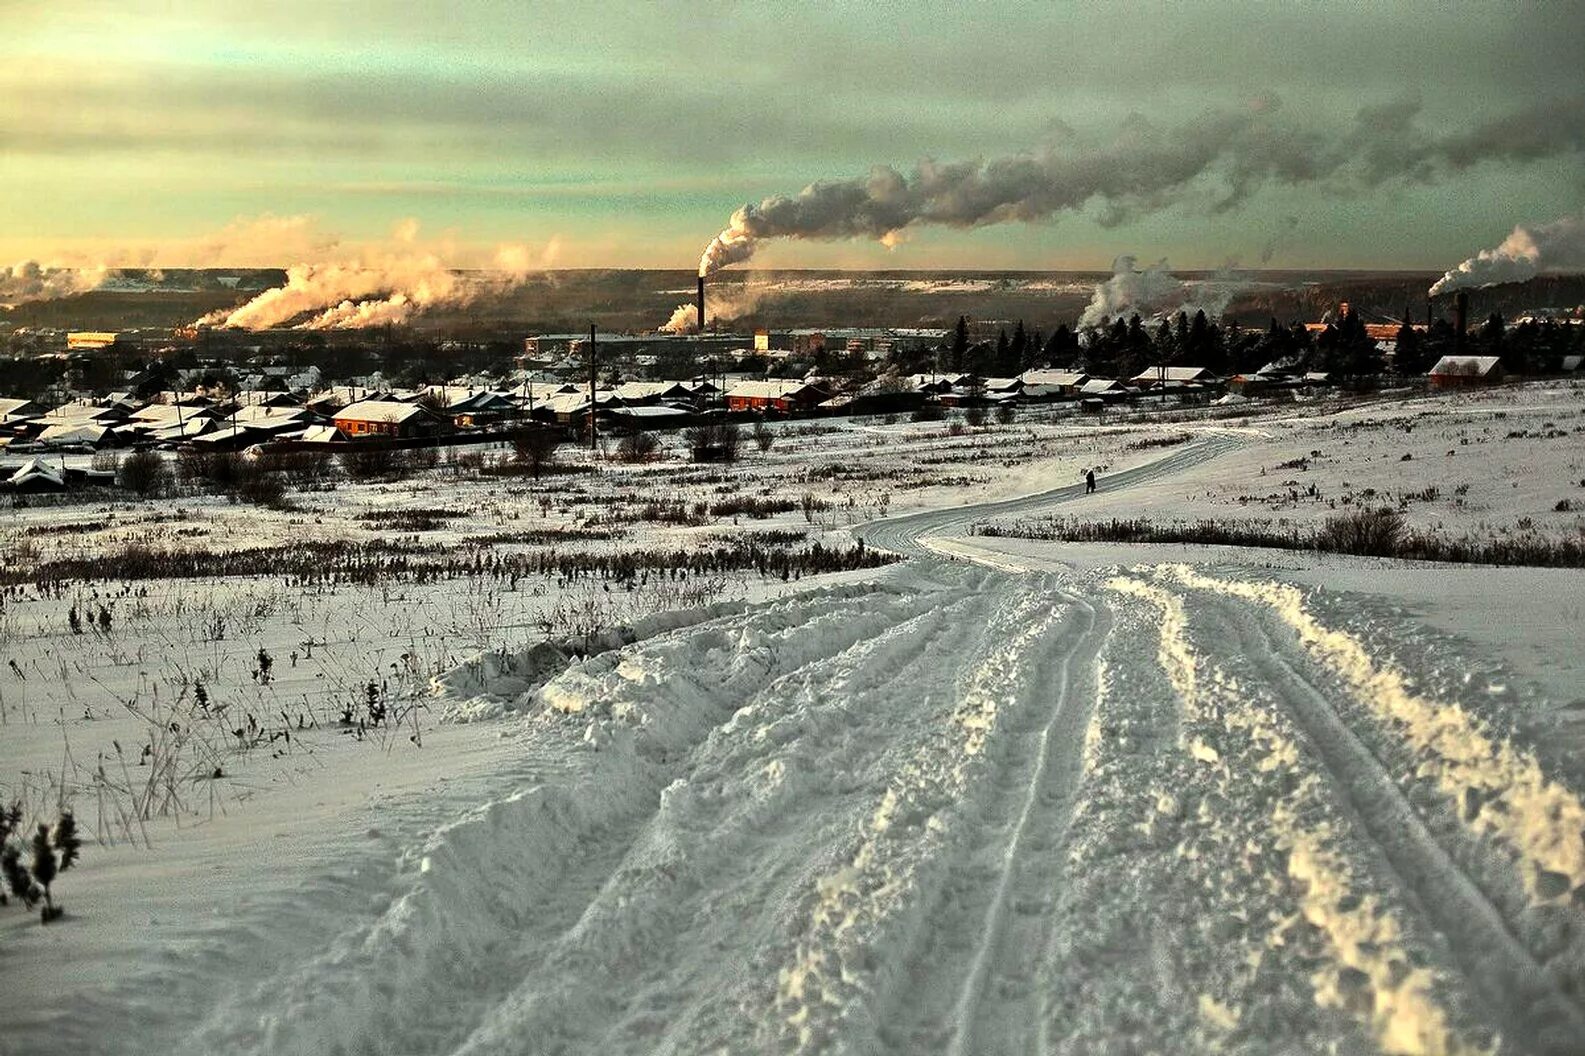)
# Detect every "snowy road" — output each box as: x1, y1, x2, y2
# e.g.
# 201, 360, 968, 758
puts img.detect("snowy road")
43, 564, 1570, 1056
14, 424, 1585, 1055
854, 431, 1247, 556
